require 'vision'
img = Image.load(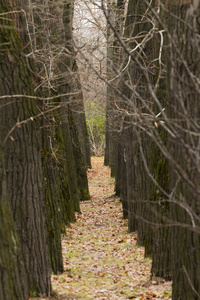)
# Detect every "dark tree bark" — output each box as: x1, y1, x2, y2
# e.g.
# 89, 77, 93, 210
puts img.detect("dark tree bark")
150, 137, 172, 278
119, 143, 128, 219
25, 0, 80, 273
105, 0, 200, 296
69, 62, 91, 169
104, 0, 125, 174
115, 0, 172, 276
0, 150, 28, 300
42, 121, 64, 274
68, 105, 90, 200
0, 0, 51, 295
125, 127, 137, 232
115, 138, 124, 197
61, 0, 90, 202
104, 107, 110, 166
60, 110, 80, 216
167, 1, 200, 298
104, 2, 112, 167
118, 0, 150, 245
147, 7, 172, 277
